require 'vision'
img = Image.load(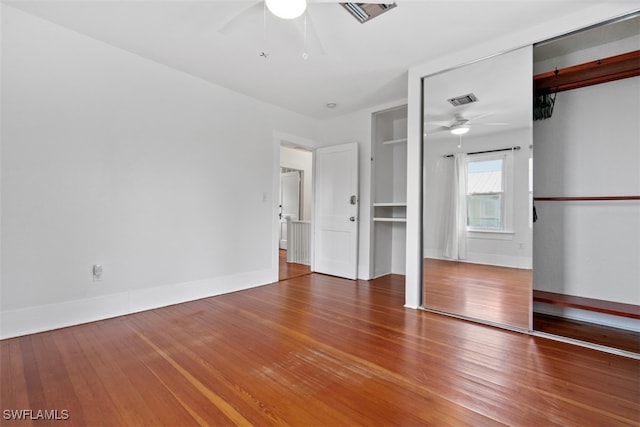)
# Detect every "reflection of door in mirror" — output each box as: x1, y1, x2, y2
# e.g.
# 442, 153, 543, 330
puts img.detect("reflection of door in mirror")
279, 169, 301, 250
532, 15, 640, 354
422, 46, 533, 330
